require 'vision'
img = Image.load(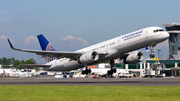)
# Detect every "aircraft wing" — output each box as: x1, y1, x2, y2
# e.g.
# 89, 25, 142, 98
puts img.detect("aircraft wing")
18, 64, 51, 67
18, 64, 52, 70
7, 38, 107, 60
